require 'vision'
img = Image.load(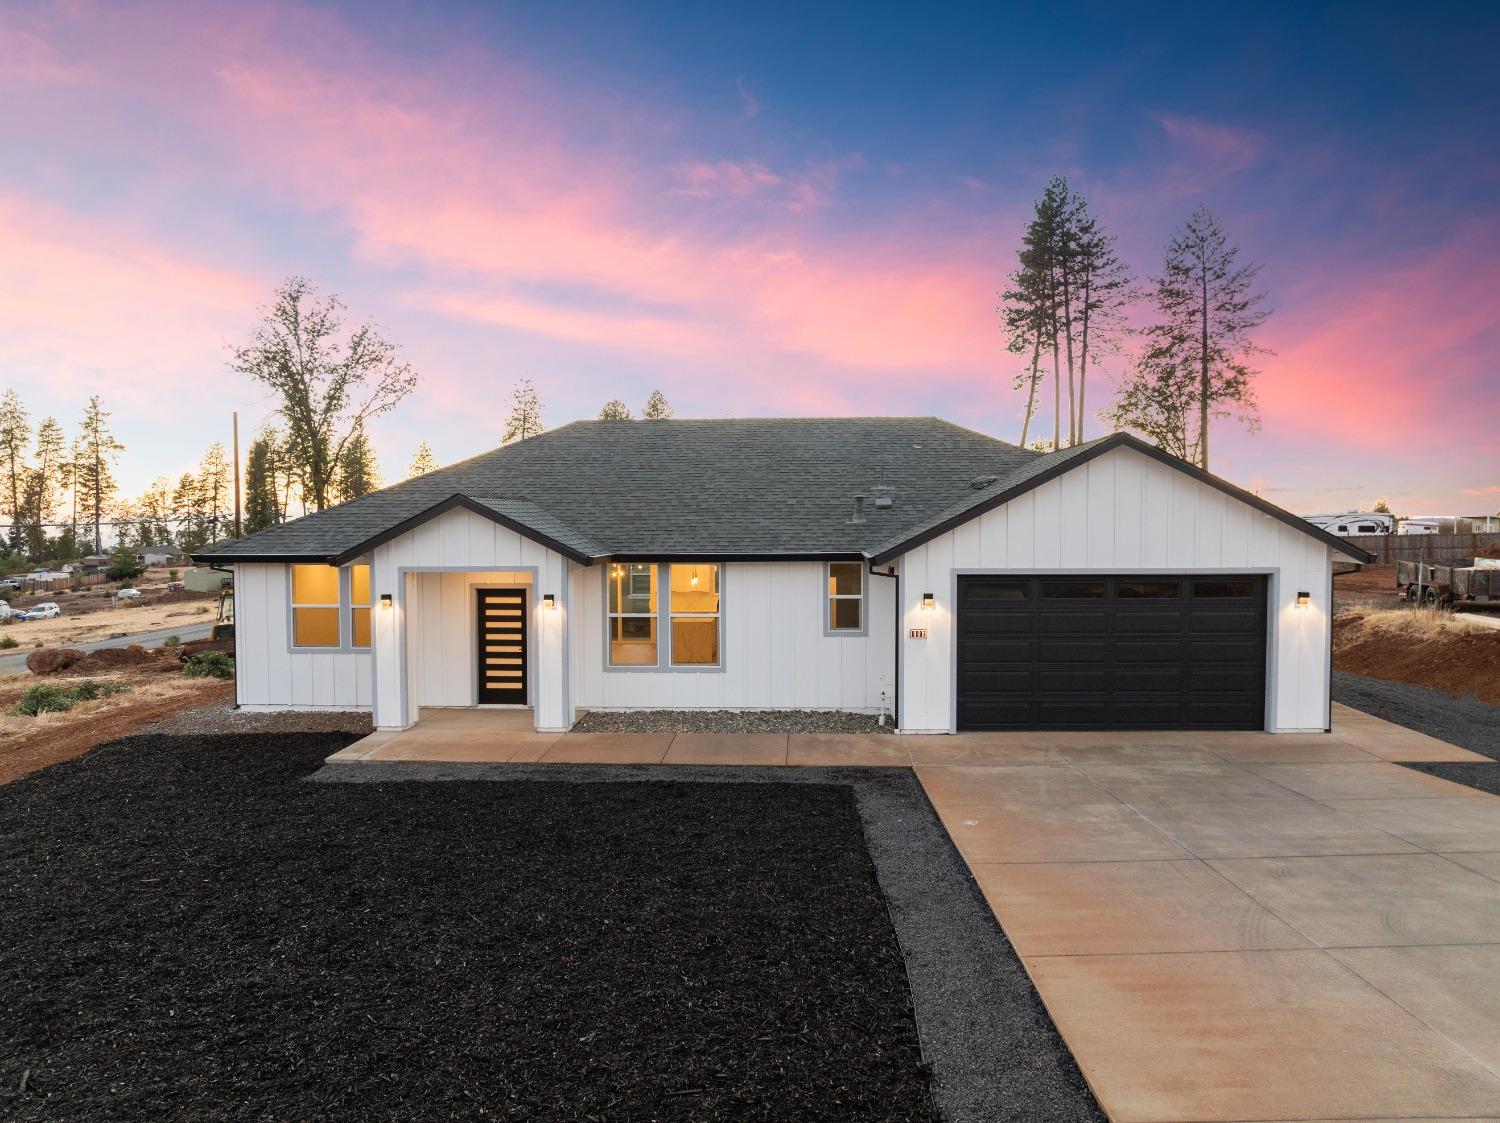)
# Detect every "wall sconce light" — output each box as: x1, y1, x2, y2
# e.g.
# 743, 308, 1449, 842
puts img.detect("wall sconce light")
921, 592, 935, 608
379, 593, 393, 609
543, 593, 556, 609
1295, 591, 1310, 607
